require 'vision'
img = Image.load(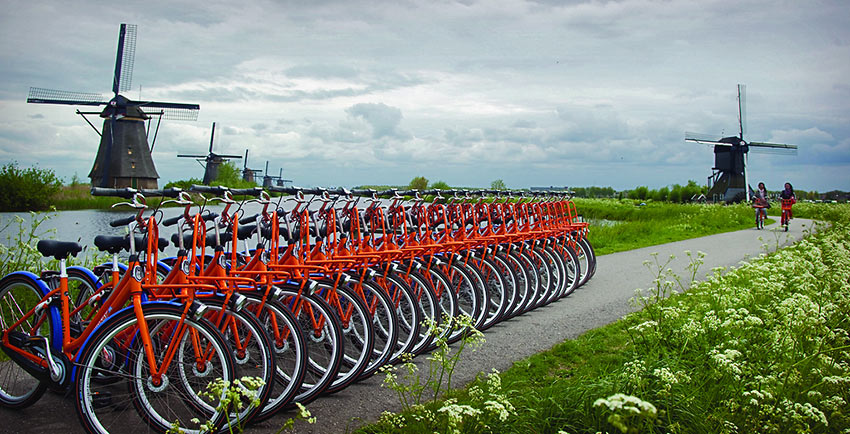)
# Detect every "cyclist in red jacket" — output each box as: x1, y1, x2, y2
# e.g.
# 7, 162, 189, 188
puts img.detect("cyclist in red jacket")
779, 182, 796, 226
